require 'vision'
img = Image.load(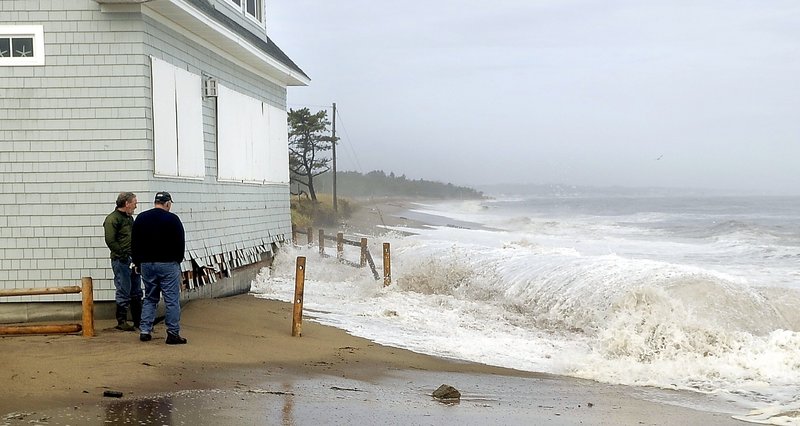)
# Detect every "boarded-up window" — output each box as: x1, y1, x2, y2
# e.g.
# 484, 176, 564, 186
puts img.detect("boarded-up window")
150, 56, 205, 179
217, 84, 288, 184
268, 106, 289, 183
